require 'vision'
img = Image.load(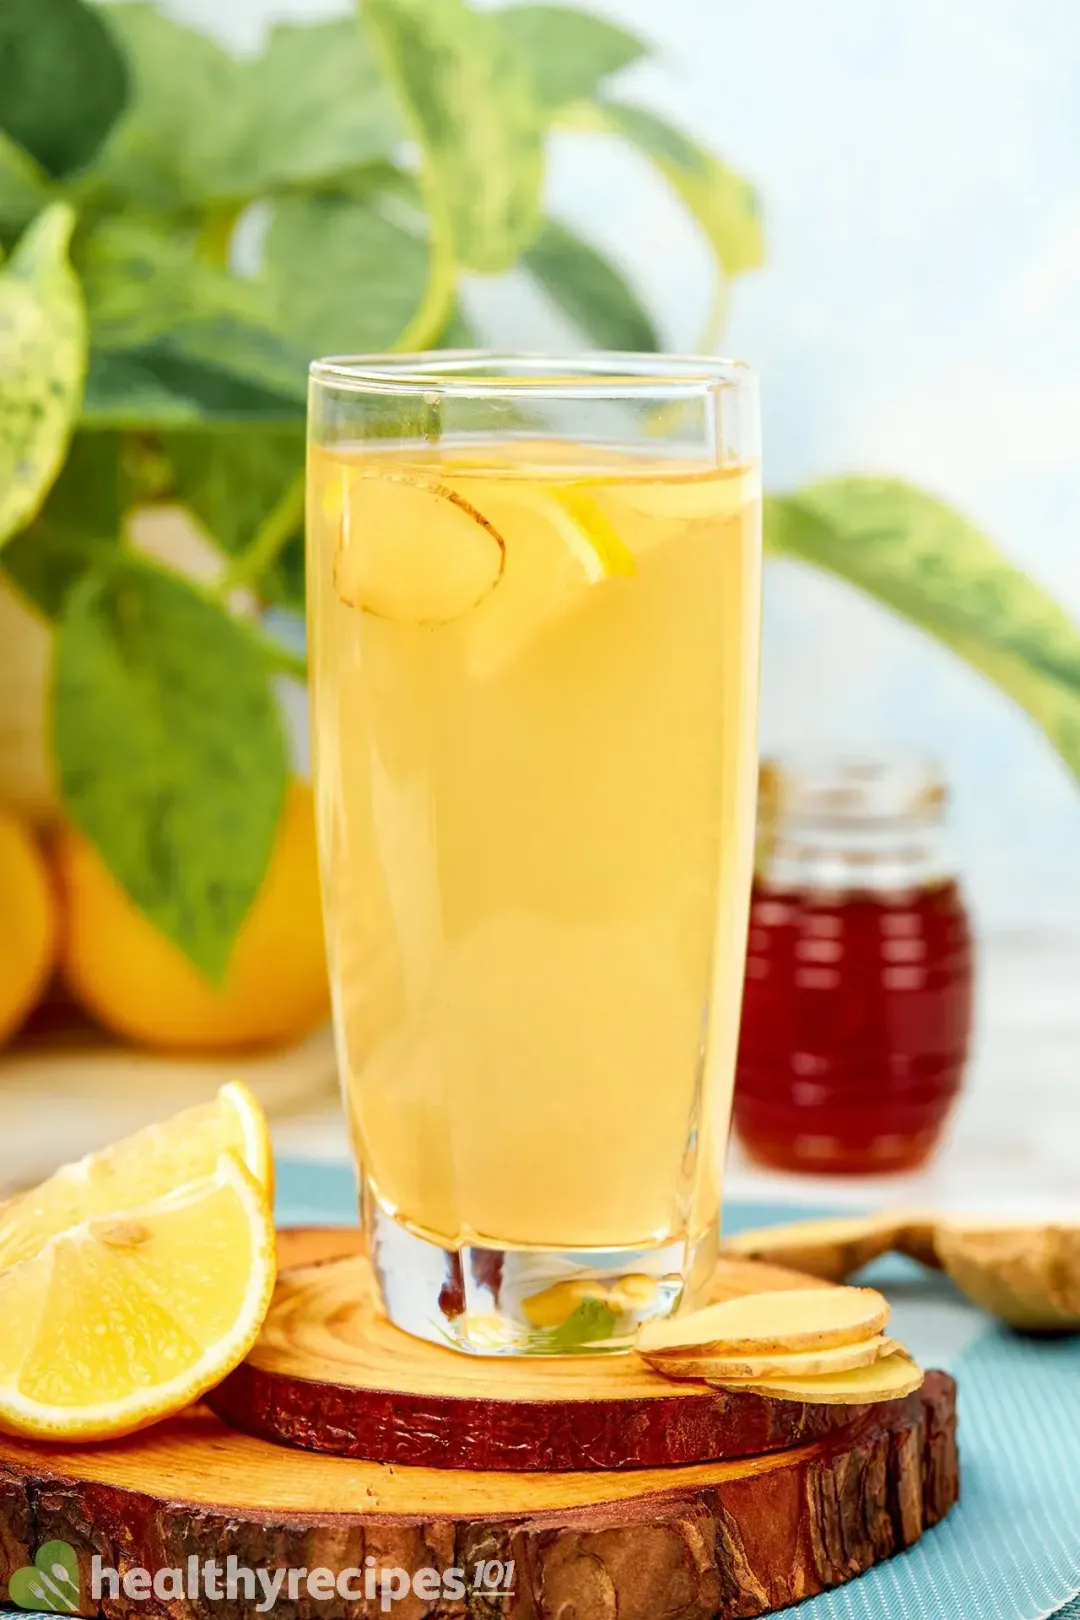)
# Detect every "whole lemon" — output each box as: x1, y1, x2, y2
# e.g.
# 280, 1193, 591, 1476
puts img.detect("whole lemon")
57, 780, 331, 1052
0, 809, 57, 1046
